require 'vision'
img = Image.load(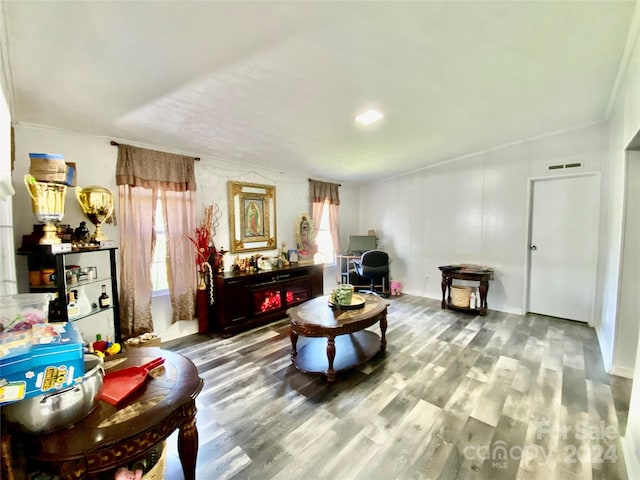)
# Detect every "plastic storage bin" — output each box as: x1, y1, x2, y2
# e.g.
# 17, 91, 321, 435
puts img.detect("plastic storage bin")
0, 322, 85, 405
0, 293, 52, 333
